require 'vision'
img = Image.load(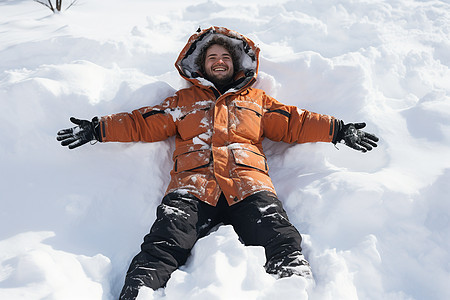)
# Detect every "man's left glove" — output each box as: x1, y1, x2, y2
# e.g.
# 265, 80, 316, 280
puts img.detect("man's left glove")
333, 121, 379, 153
57, 117, 101, 149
